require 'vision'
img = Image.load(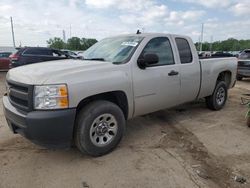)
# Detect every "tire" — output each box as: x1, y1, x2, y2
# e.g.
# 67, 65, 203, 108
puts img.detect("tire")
206, 81, 228, 111
236, 75, 243, 81
247, 117, 250, 127
74, 100, 126, 156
